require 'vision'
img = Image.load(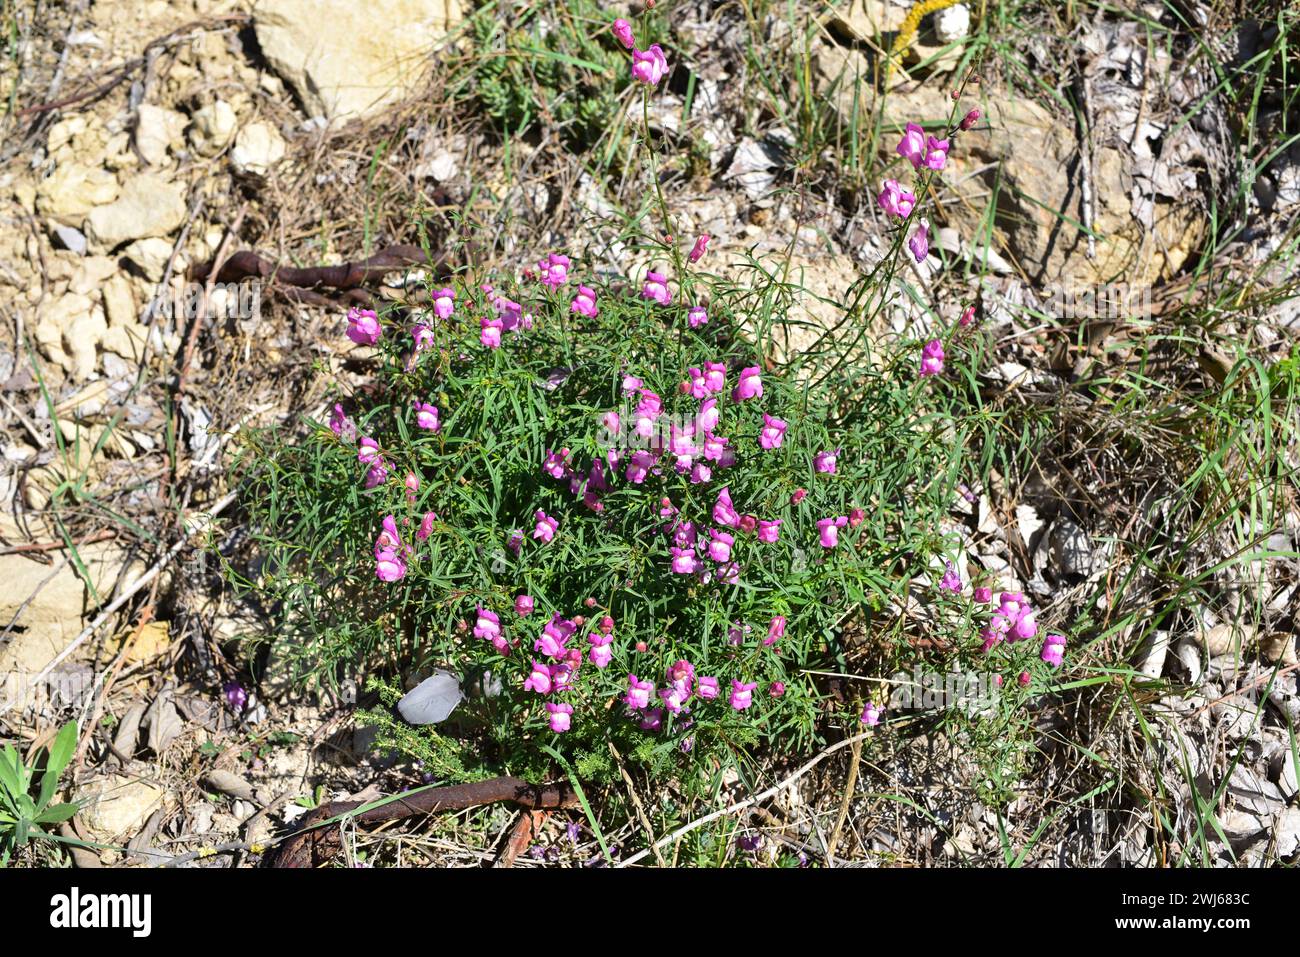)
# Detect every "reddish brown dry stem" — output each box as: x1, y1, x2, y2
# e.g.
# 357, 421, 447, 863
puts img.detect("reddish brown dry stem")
270, 776, 577, 868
